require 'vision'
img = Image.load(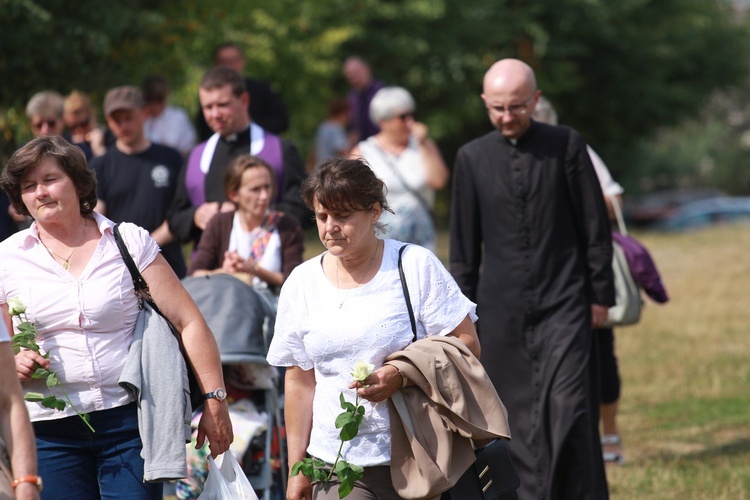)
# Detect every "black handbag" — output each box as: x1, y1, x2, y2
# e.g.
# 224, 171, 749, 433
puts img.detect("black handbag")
114, 224, 204, 411
397, 245, 520, 500
443, 439, 520, 500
